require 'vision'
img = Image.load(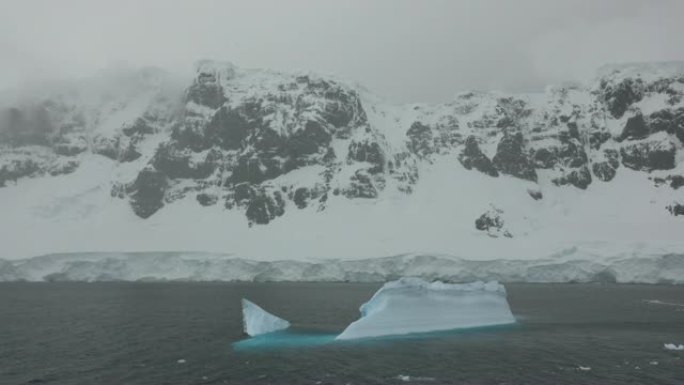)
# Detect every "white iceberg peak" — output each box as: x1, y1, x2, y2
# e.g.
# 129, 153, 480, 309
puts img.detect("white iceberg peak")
336, 278, 515, 340
241, 298, 291, 337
